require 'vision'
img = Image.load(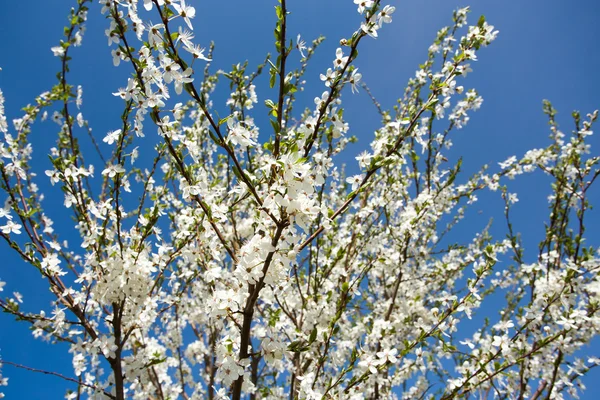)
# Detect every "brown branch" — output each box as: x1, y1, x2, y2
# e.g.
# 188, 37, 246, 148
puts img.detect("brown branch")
273, 0, 288, 158
152, 0, 277, 224
0, 360, 116, 399
231, 222, 287, 399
